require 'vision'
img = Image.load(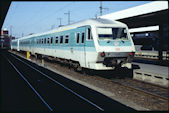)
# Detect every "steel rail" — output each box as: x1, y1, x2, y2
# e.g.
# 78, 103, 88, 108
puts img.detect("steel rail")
111, 80, 169, 101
